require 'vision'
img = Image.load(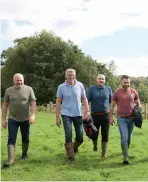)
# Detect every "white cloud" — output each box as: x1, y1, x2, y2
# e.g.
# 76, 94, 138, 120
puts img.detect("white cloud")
1, 0, 148, 77
0, 0, 148, 43
98, 56, 148, 77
